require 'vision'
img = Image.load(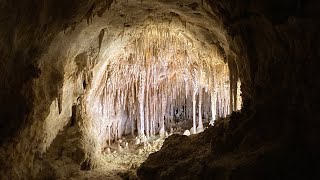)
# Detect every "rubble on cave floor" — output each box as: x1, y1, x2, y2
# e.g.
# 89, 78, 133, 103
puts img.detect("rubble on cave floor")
42, 133, 164, 179
41, 117, 211, 179
101, 117, 211, 171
